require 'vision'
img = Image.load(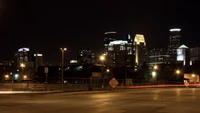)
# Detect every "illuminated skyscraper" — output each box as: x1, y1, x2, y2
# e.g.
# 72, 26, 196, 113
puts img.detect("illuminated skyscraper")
168, 28, 181, 63
104, 31, 117, 55
134, 34, 147, 70
15, 47, 30, 63
106, 34, 134, 69
177, 44, 190, 66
